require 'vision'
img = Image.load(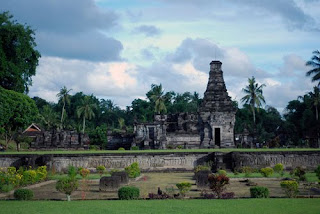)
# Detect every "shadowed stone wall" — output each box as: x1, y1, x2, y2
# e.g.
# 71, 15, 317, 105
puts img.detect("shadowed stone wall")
0, 151, 319, 172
